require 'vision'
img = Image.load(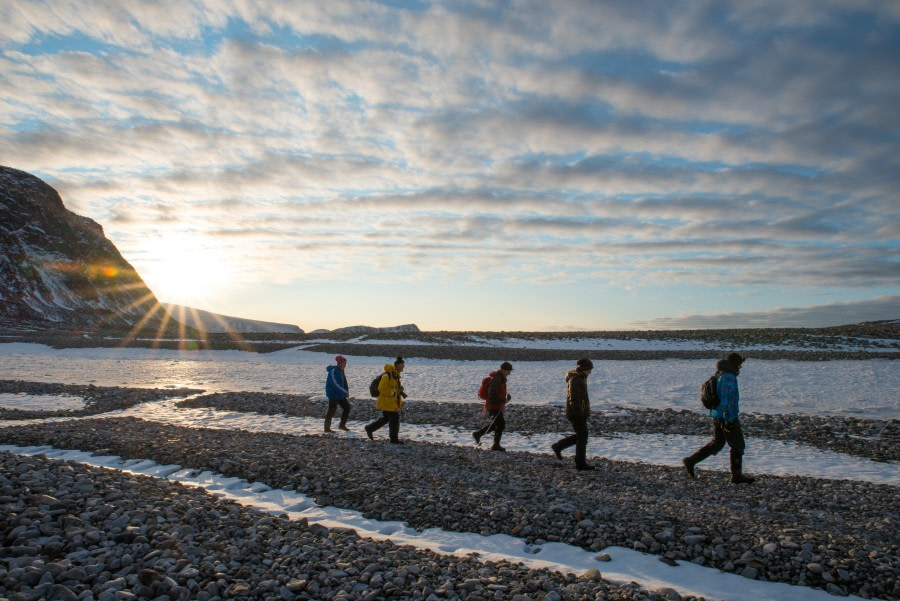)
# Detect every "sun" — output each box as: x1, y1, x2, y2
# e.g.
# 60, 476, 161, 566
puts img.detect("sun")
140, 246, 234, 309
